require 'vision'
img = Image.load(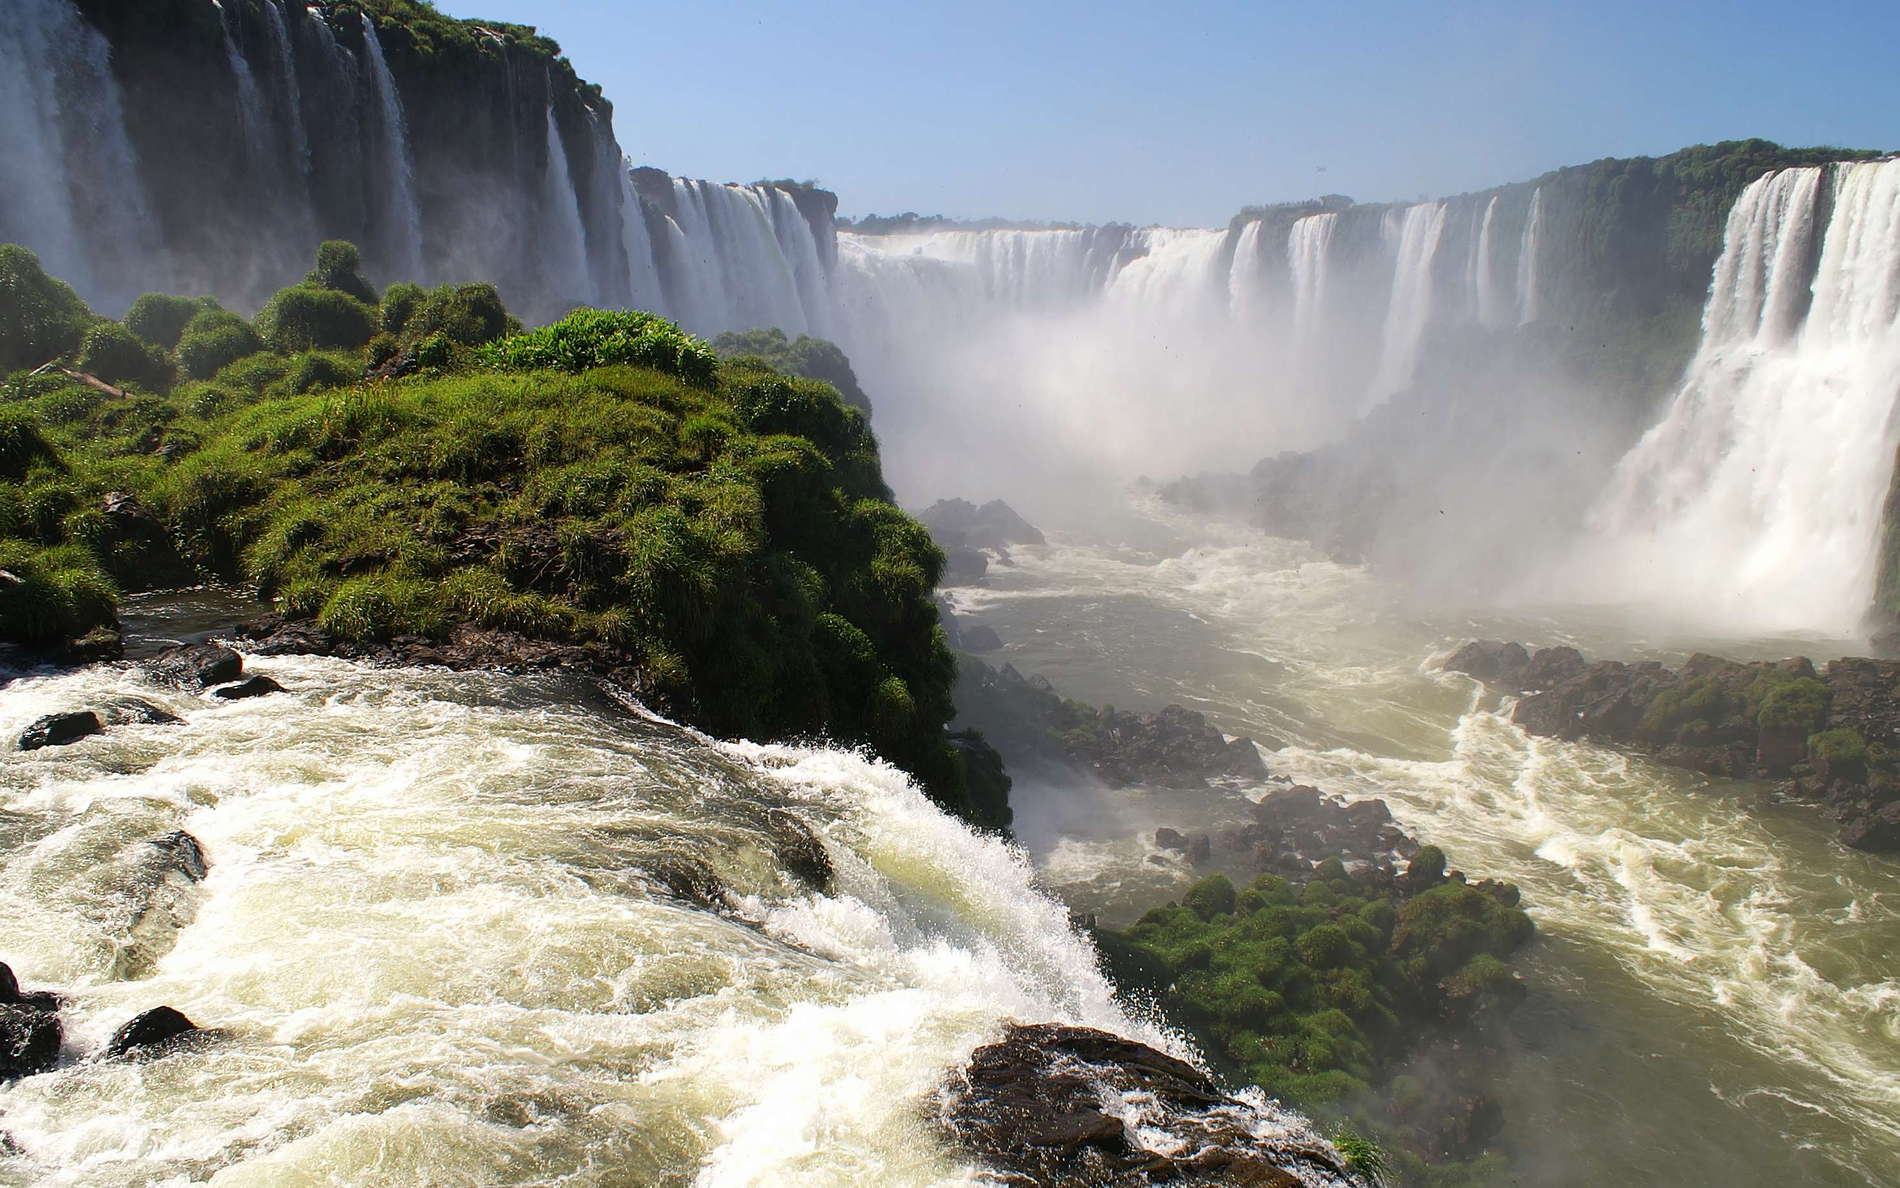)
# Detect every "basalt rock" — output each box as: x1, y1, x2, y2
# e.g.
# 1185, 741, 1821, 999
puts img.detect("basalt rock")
104, 1006, 201, 1059
1160, 784, 1419, 882
18, 710, 103, 751
97, 698, 184, 727
941, 1022, 1354, 1187
0, 964, 63, 1081
211, 675, 284, 700
145, 641, 245, 689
